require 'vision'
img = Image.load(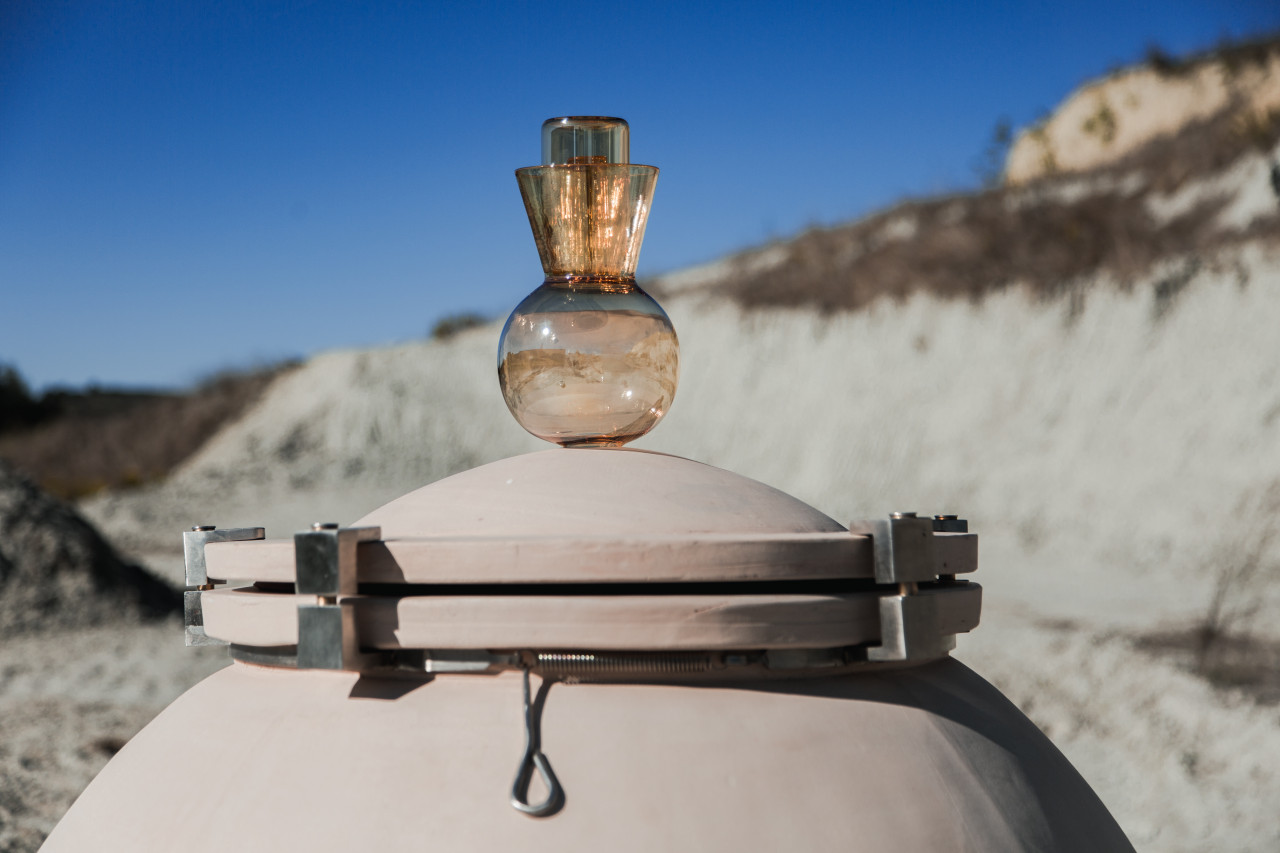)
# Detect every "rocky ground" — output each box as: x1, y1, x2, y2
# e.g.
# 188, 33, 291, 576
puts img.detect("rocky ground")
0, 462, 226, 852
0, 623, 226, 852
